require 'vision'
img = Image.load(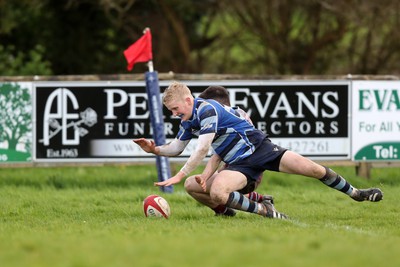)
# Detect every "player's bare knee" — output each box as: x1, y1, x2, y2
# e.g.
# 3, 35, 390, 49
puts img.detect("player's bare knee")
184, 177, 196, 193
